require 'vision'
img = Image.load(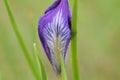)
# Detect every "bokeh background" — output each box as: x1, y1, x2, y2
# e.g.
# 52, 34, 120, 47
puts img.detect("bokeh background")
0, 0, 120, 80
